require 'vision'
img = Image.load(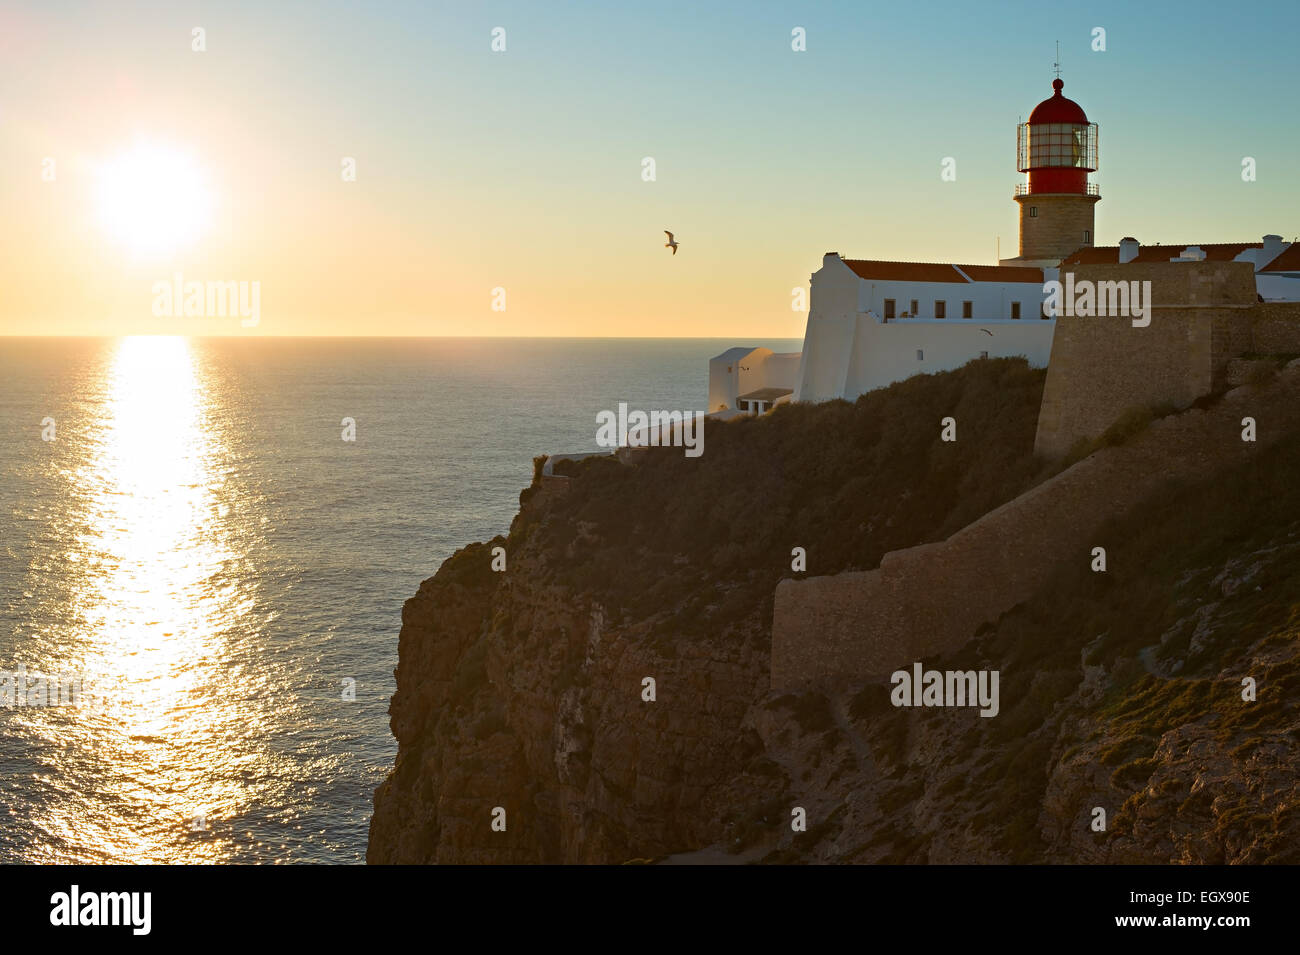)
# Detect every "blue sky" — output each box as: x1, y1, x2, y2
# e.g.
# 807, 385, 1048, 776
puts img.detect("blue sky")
2, 0, 1297, 335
